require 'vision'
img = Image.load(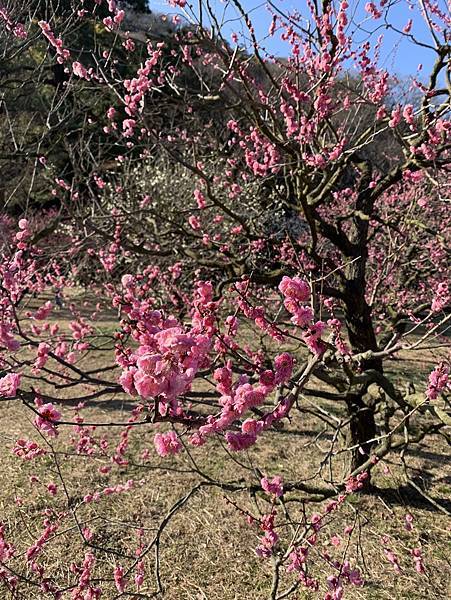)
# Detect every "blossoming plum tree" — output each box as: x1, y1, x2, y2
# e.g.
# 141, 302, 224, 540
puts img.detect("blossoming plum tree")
0, 0, 450, 597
